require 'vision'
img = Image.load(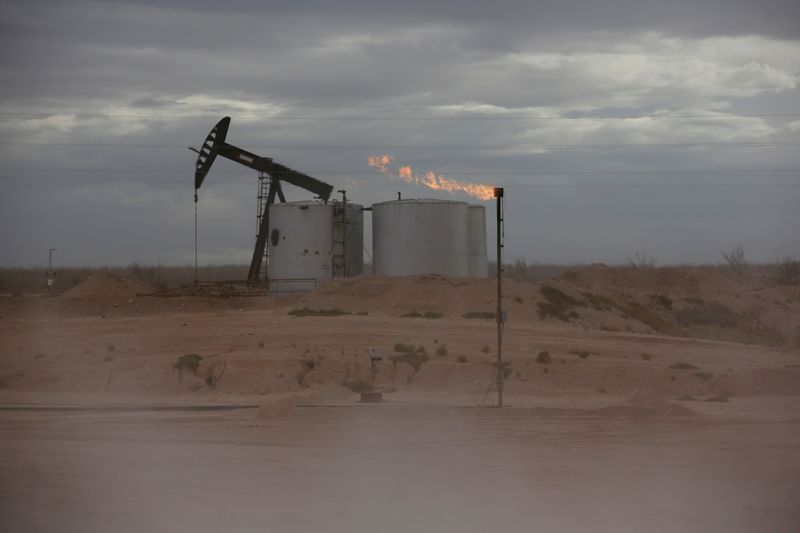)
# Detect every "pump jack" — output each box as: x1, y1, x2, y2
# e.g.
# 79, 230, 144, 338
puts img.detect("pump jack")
191, 117, 334, 283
